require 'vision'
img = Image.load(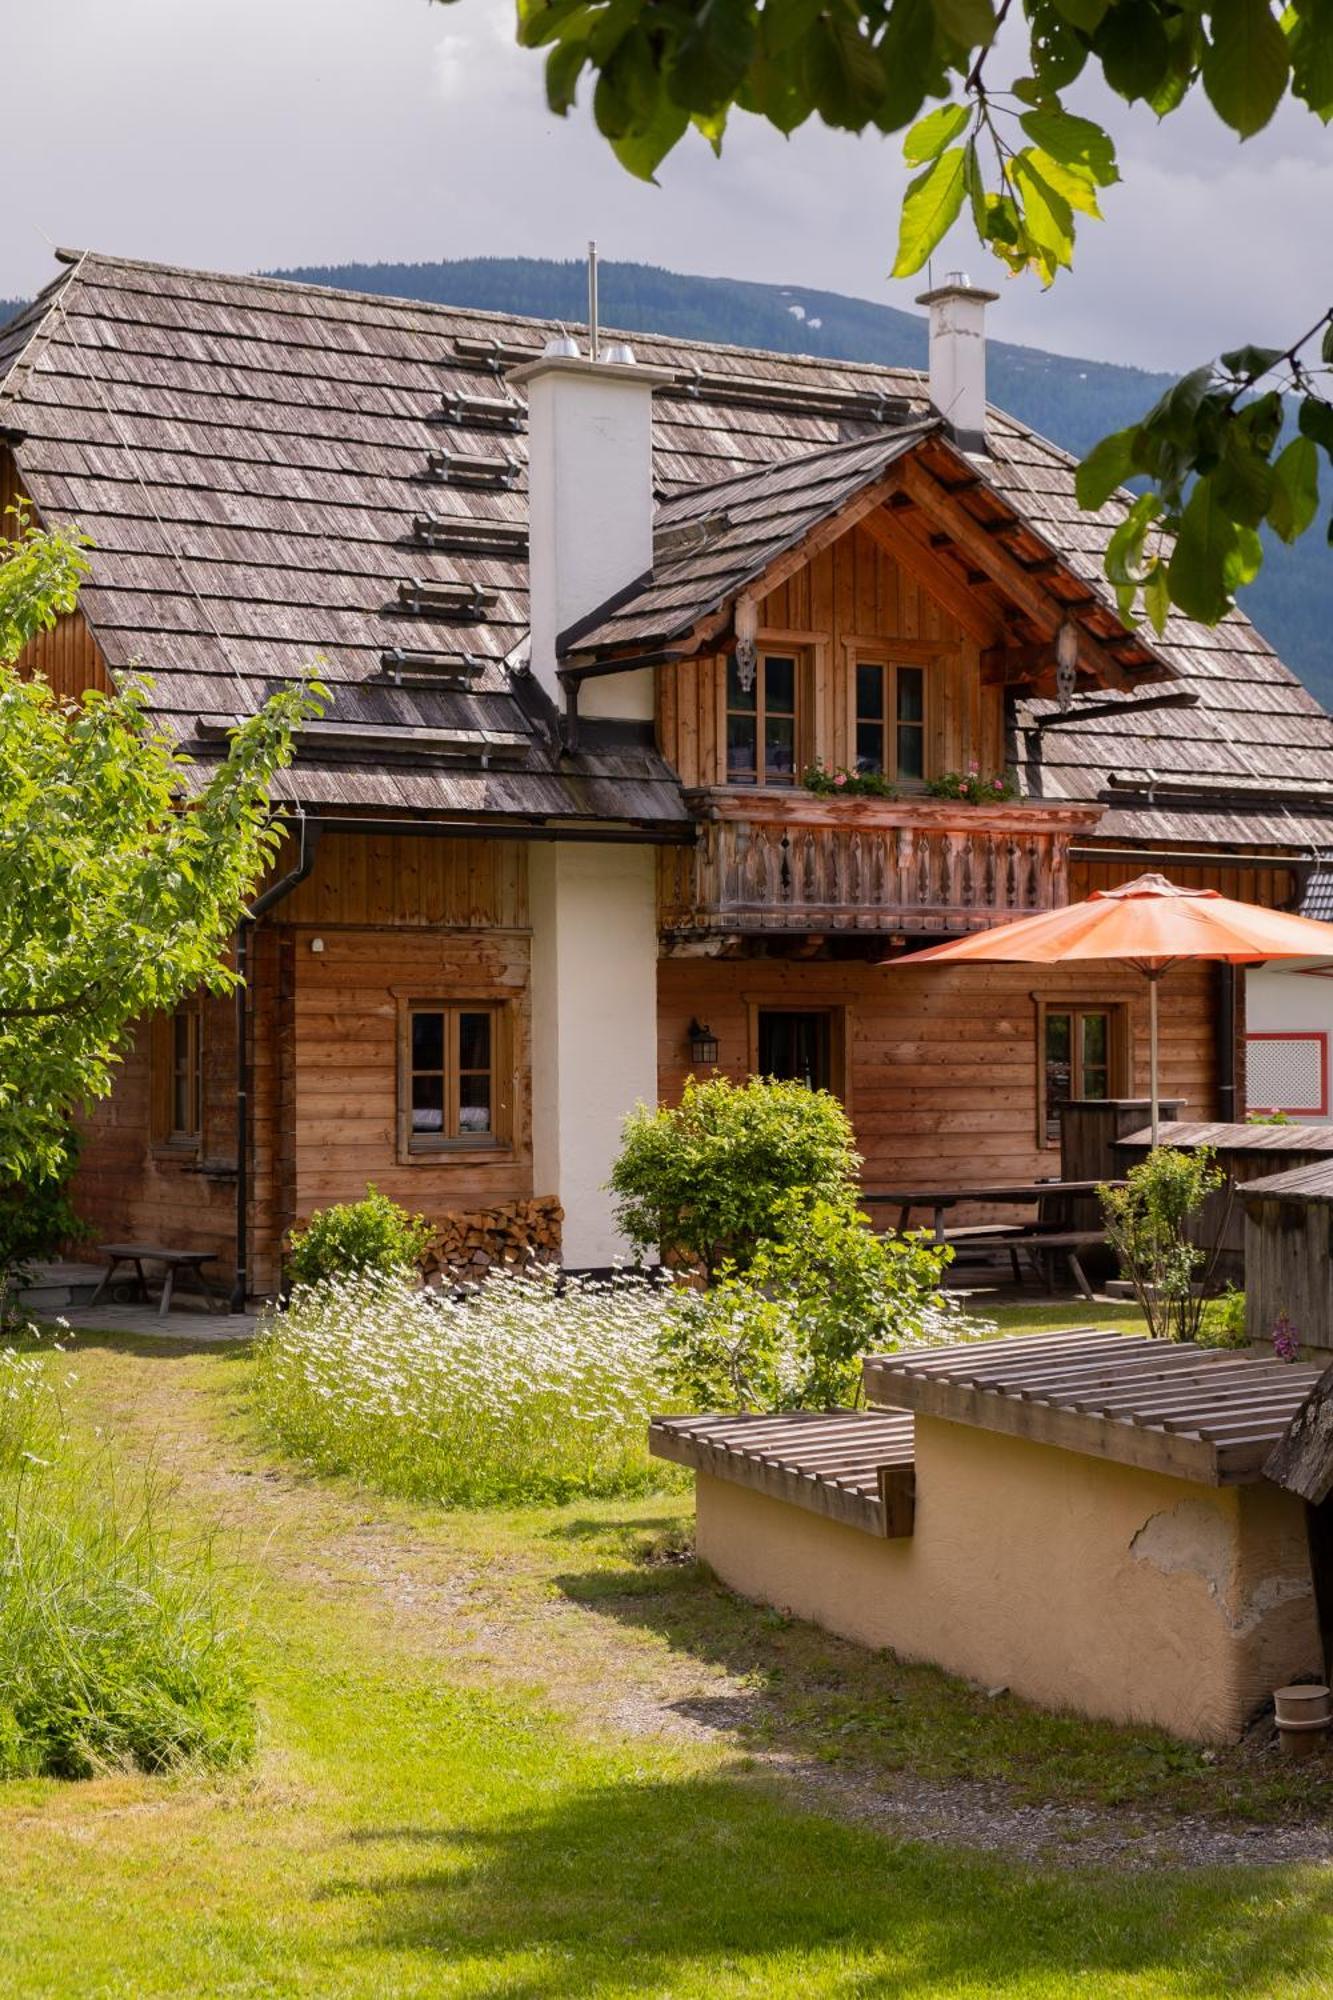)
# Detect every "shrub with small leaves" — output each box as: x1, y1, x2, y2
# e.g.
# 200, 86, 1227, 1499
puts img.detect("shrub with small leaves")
660, 1194, 987, 1412
1099, 1147, 1229, 1343
285, 1185, 432, 1289
611, 1074, 860, 1278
